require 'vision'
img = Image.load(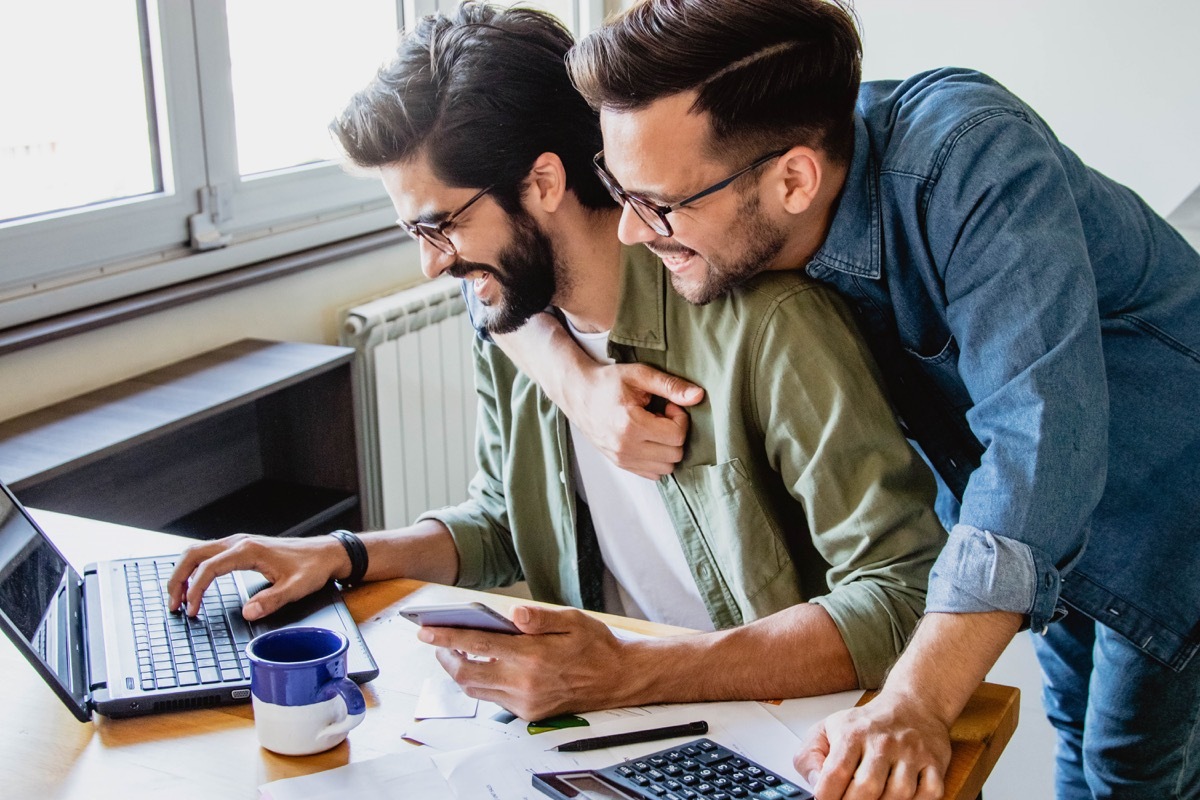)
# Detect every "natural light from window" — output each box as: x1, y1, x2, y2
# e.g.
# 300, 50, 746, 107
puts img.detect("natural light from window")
227, 0, 400, 178
0, 2, 157, 223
